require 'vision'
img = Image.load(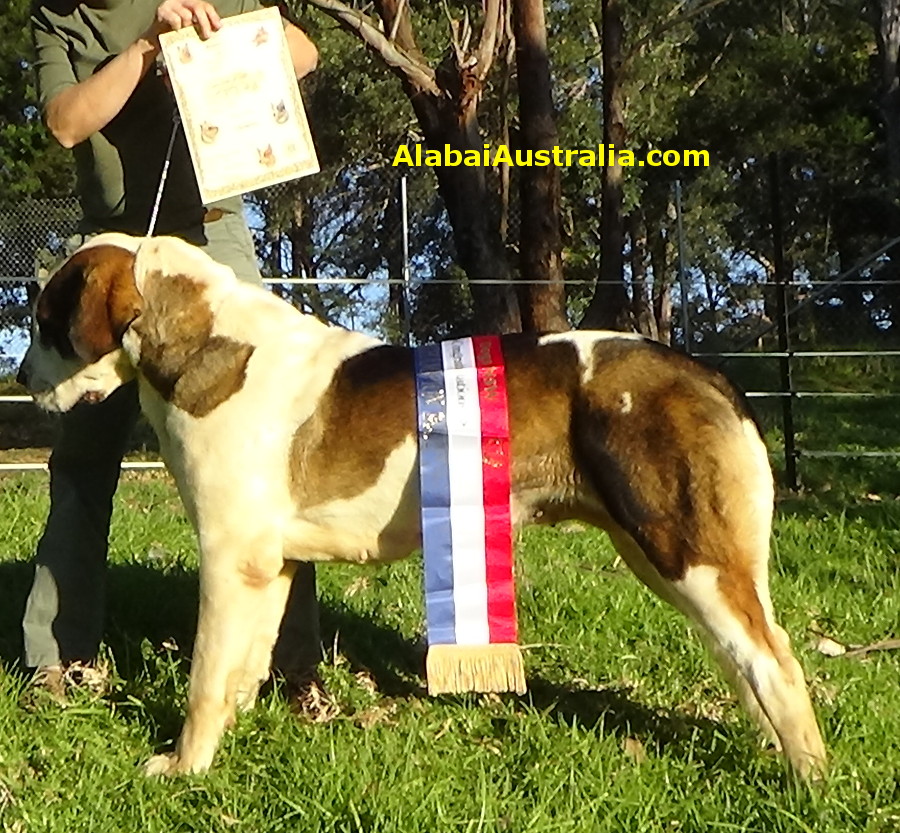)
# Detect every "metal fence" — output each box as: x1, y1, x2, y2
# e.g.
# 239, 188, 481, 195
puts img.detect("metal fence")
695, 235, 900, 492
3, 176, 900, 492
